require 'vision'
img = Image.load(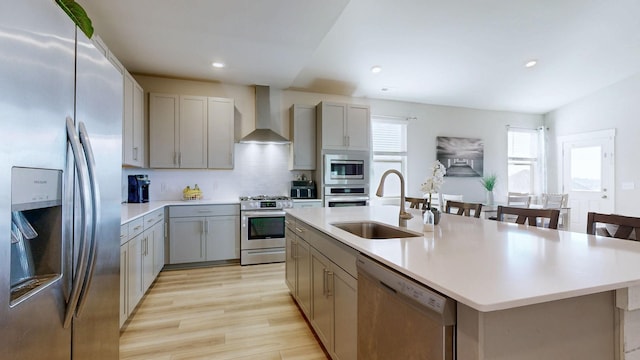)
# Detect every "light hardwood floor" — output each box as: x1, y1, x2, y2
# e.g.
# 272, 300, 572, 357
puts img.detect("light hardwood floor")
120, 263, 329, 360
